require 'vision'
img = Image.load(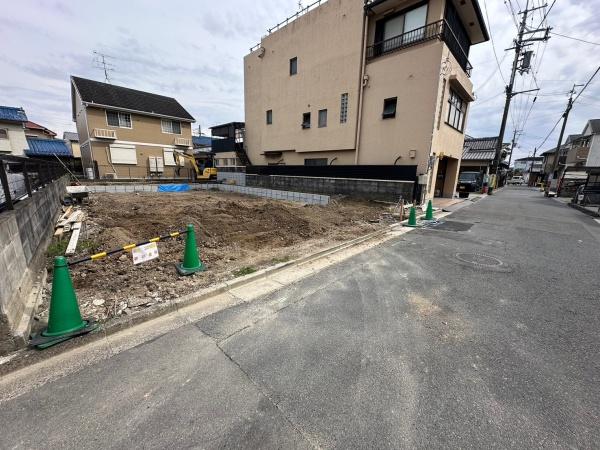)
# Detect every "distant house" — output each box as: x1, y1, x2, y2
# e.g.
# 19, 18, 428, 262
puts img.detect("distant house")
460, 136, 510, 184
0, 106, 29, 156
24, 121, 57, 140
541, 134, 582, 180
513, 156, 543, 185
210, 122, 247, 172
63, 131, 81, 158
70, 76, 196, 179
580, 119, 600, 168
